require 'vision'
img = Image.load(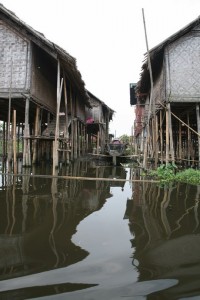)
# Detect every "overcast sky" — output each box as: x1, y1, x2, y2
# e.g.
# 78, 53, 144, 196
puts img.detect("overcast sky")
1, 0, 200, 137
